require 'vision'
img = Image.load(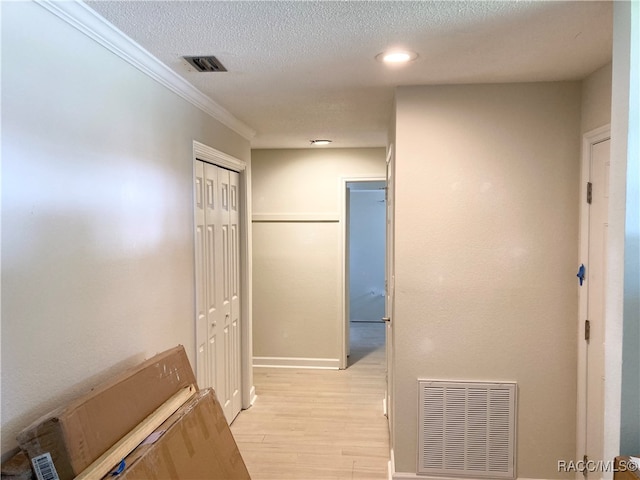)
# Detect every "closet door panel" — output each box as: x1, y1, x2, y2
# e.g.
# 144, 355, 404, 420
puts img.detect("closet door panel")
229, 171, 242, 416
218, 168, 232, 418
194, 161, 208, 389
205, 163, 225, 405
195, 161, 242, 424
